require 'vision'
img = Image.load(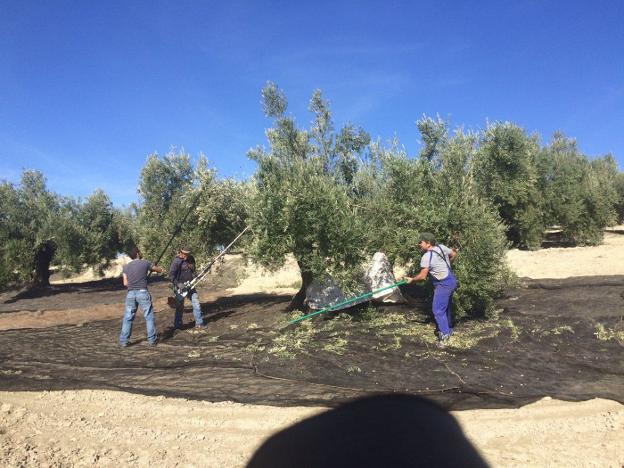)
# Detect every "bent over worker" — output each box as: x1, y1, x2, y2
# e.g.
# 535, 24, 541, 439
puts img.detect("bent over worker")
169, 246, 206, 330
119, 247, 163, 347
403, 232, 458, 347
